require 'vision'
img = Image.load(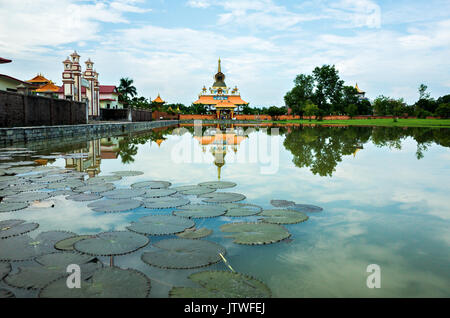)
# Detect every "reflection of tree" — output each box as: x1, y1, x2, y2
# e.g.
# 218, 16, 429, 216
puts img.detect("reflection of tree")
118, 139, 138, 164
283, 125, 450, 176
